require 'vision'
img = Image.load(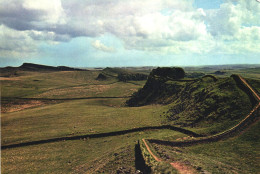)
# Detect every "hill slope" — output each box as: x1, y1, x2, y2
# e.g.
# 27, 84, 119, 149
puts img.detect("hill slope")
127, 67, 253, 127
